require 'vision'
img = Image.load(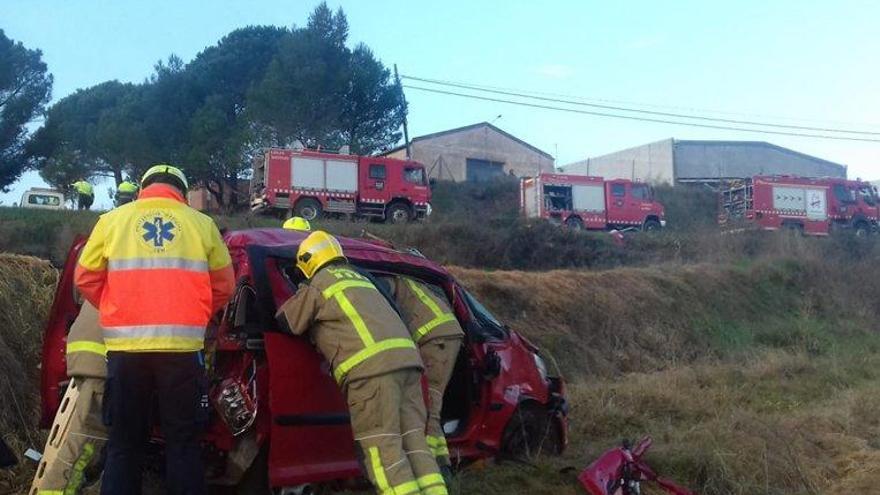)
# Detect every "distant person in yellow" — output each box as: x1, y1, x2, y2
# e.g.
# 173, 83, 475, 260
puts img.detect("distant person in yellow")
71, 179, 94, 210
114, 179, 139, 206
